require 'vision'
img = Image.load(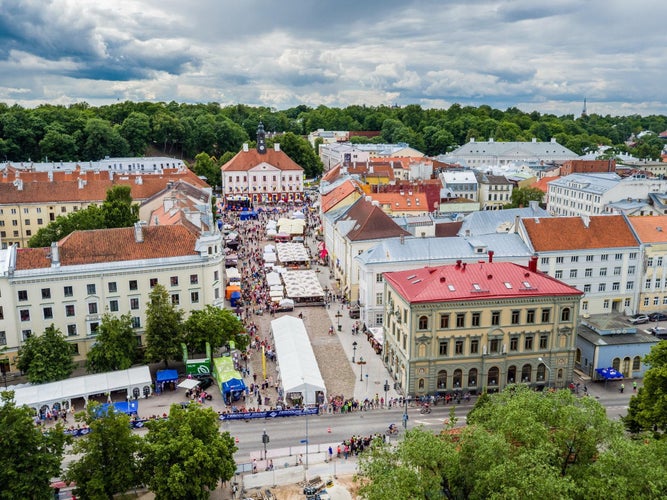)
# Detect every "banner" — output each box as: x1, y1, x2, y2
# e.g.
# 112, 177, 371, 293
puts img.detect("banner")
262, 345, 267, 380
219, 407, 319, 421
